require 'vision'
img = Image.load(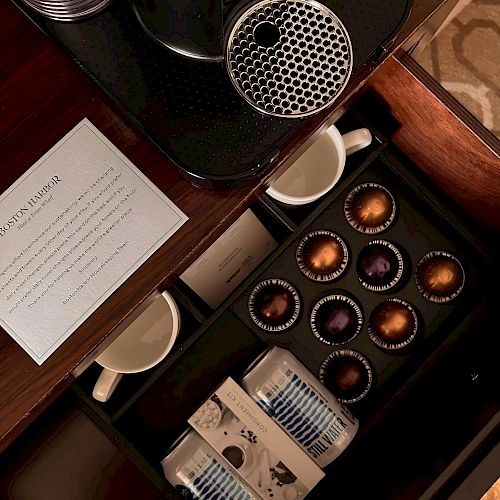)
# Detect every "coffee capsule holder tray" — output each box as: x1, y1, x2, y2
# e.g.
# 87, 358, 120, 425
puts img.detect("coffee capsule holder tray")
231, 147, 485, 420
70, 113, 498, 499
